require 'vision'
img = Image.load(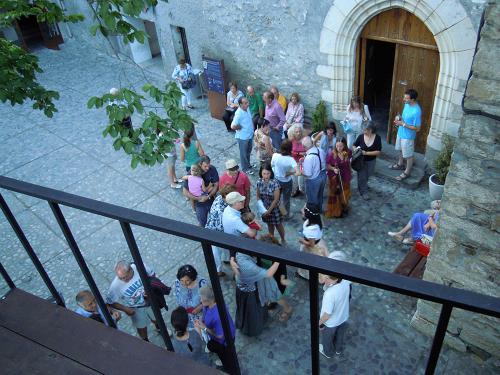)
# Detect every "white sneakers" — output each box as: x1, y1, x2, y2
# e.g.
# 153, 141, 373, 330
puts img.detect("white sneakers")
319, 344, 331, 359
